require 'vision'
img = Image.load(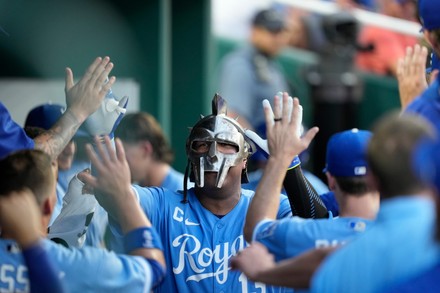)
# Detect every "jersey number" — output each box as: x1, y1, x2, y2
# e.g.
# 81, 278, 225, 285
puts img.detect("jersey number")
239, 272, 266, 293
0, 264, 28, 293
